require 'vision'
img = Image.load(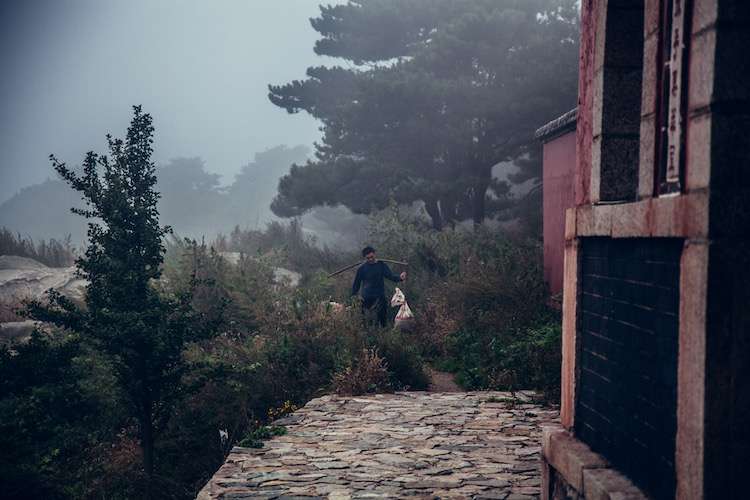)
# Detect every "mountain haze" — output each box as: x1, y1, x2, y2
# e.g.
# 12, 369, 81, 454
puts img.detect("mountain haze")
0, 145, 366, 249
